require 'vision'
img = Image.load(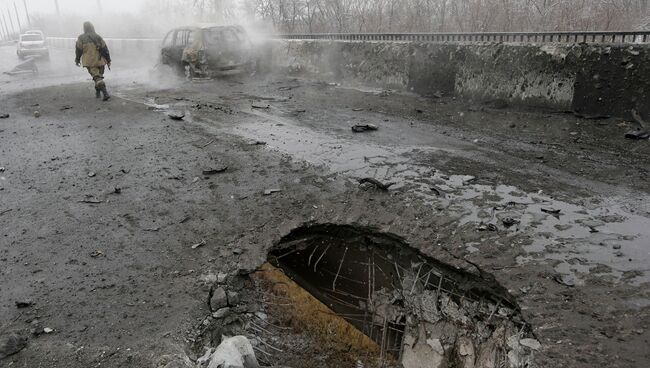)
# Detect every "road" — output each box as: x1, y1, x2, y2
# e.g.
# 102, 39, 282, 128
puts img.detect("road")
1, 44, 649, 367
